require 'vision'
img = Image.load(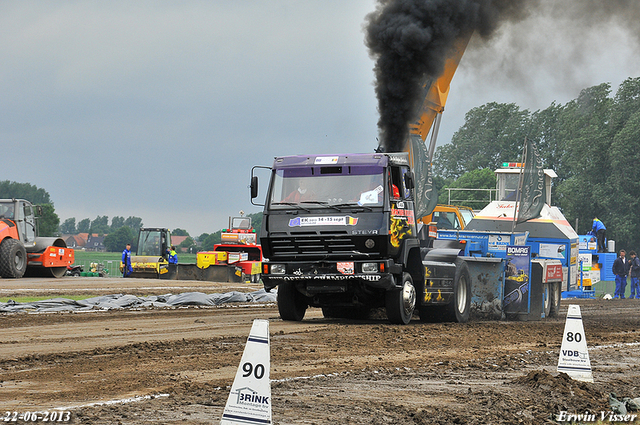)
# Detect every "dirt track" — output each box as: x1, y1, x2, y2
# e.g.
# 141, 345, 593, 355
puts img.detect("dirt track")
2, 277, 640, 424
